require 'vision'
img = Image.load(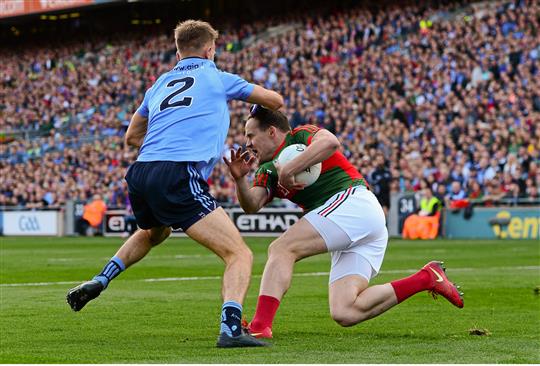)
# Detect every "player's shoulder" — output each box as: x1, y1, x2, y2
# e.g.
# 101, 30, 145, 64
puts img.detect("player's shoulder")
151, 69, 176, 87
291, 124, 321, 135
